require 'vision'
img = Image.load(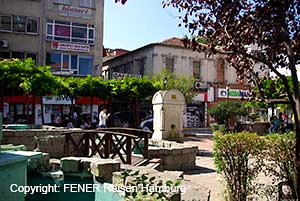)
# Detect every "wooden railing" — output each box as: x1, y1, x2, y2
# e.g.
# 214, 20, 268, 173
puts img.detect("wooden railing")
62, 128, 151, 164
